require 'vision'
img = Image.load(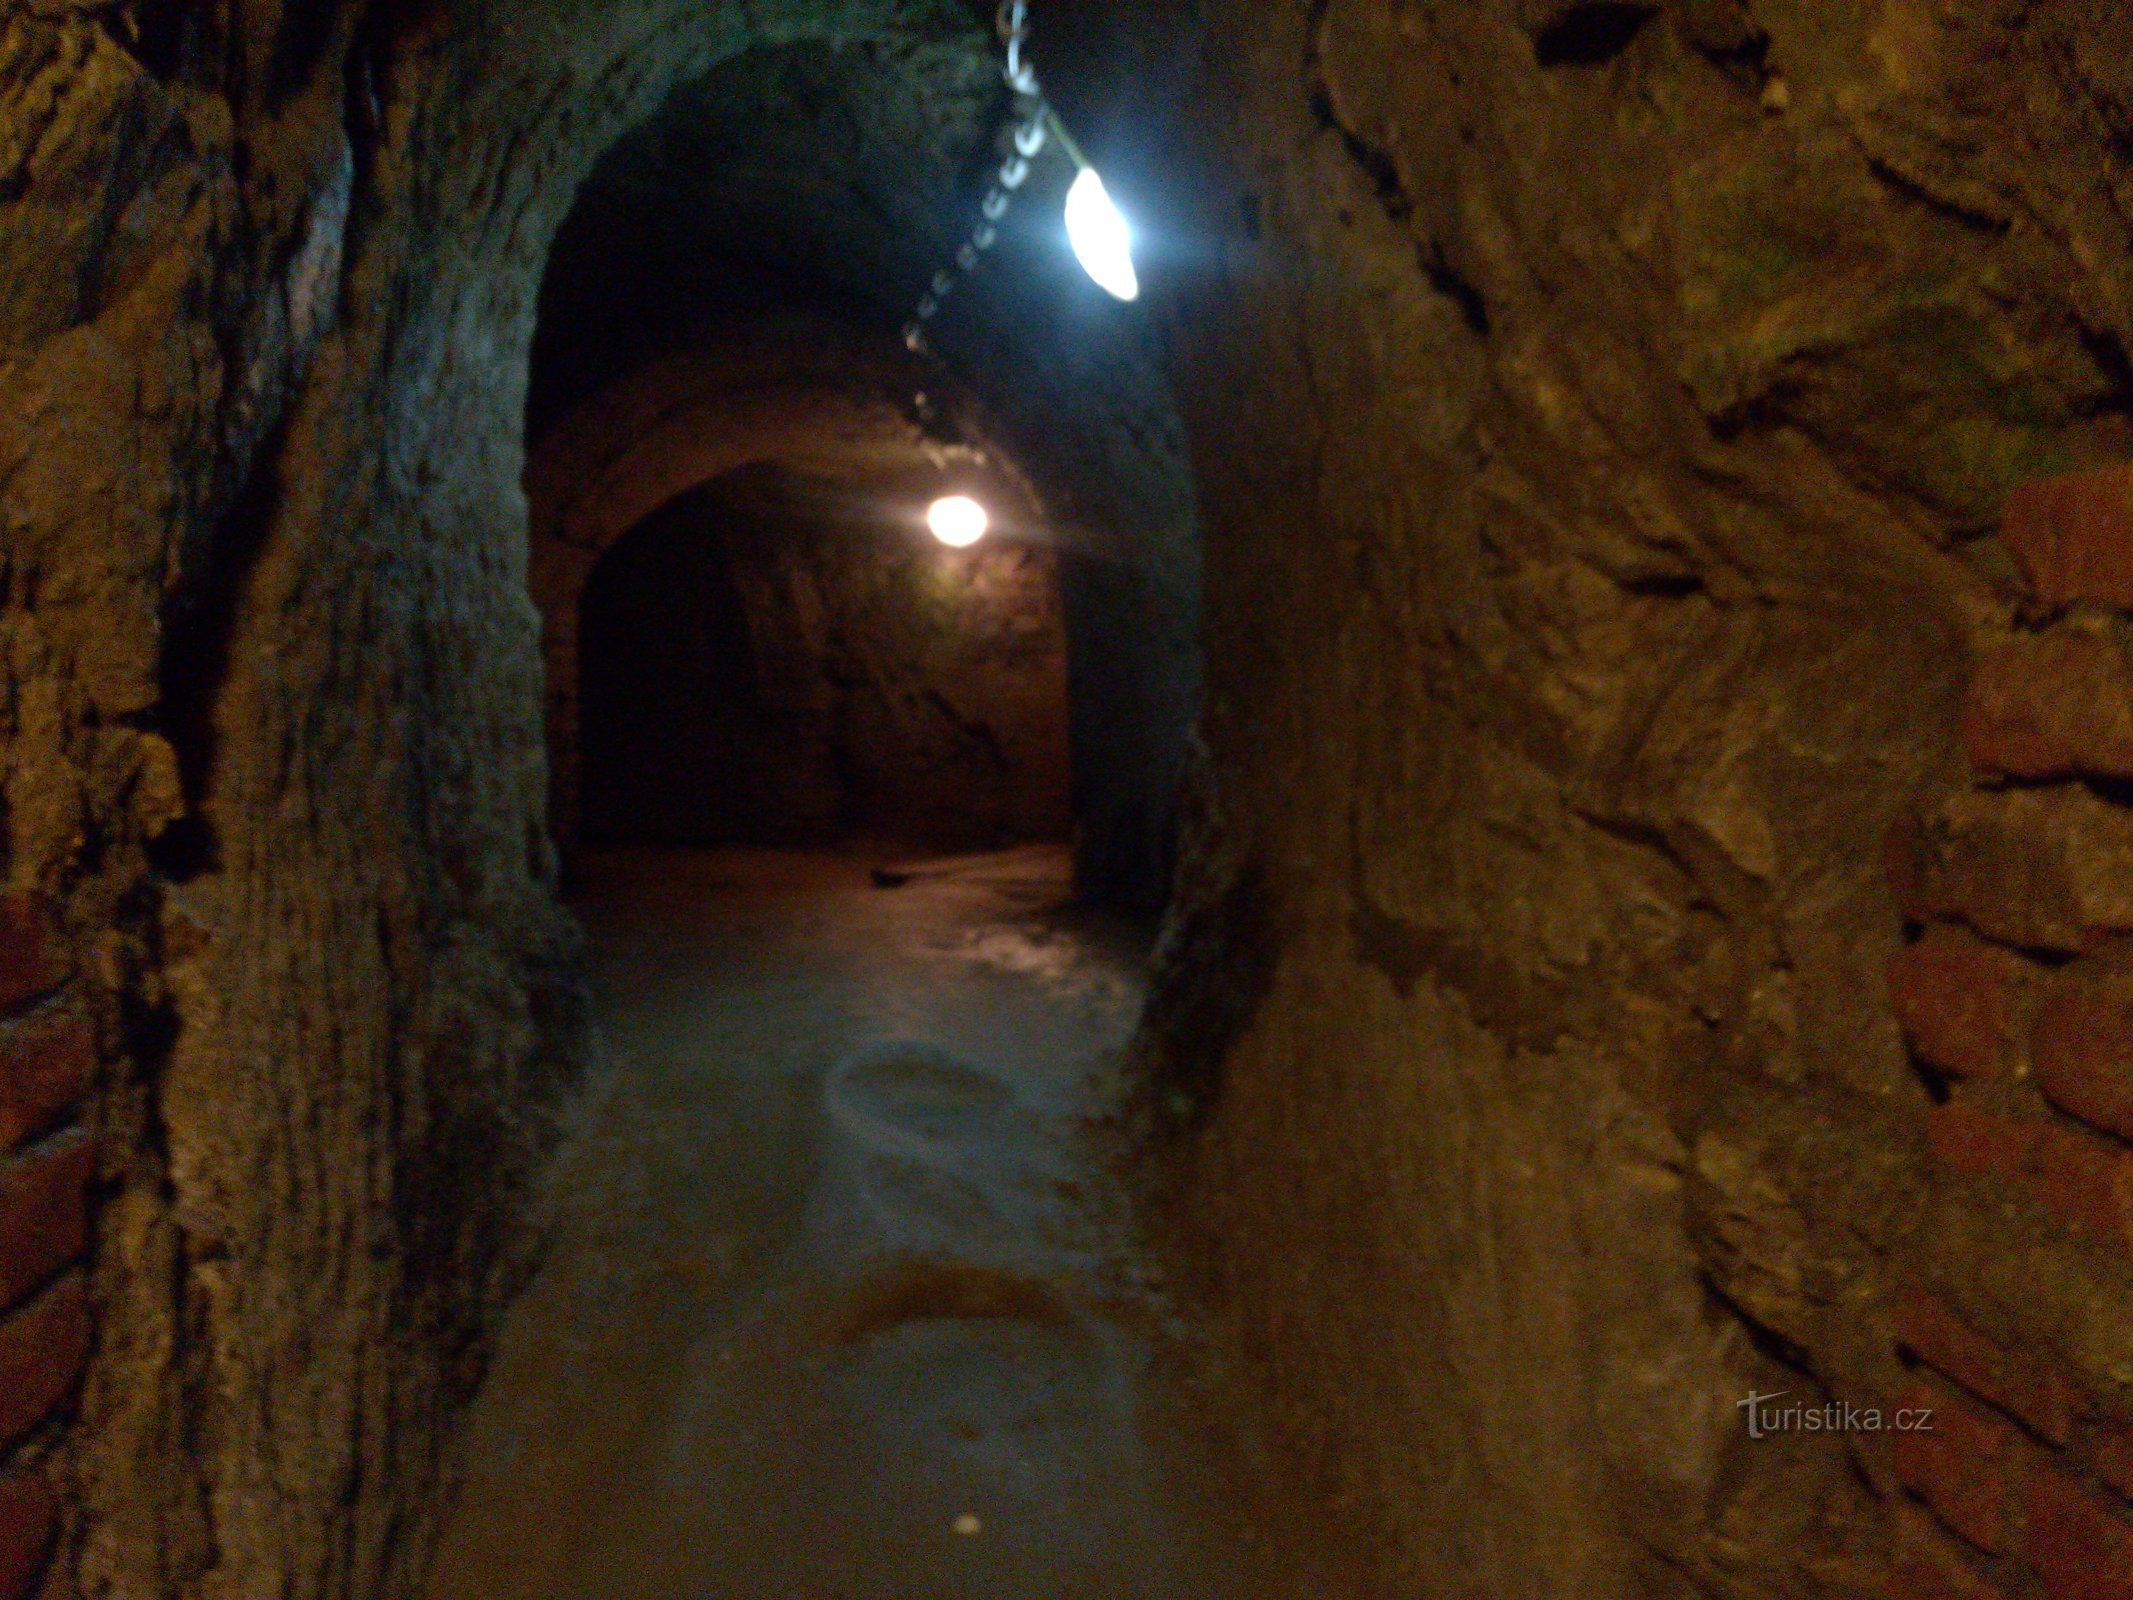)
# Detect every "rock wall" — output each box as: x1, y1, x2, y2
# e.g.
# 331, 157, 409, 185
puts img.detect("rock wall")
13, 0, 2130, 1595
1881, 464, 2133, 1599
577, 474, 1071, 853
0, 893, 93, 1597
1124, 0, 2133, 1595
0, 4, 1012, 1596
